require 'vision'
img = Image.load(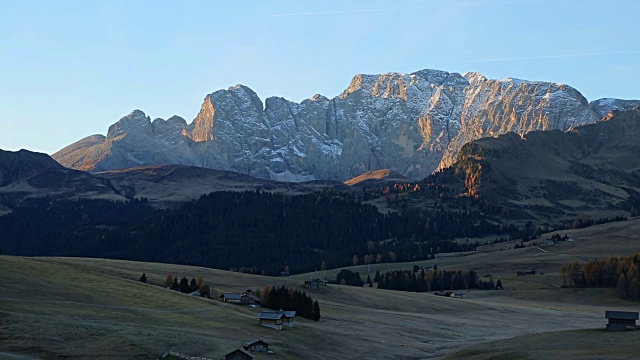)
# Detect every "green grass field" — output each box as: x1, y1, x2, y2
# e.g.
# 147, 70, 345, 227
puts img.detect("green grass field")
1, 218, 639, 359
